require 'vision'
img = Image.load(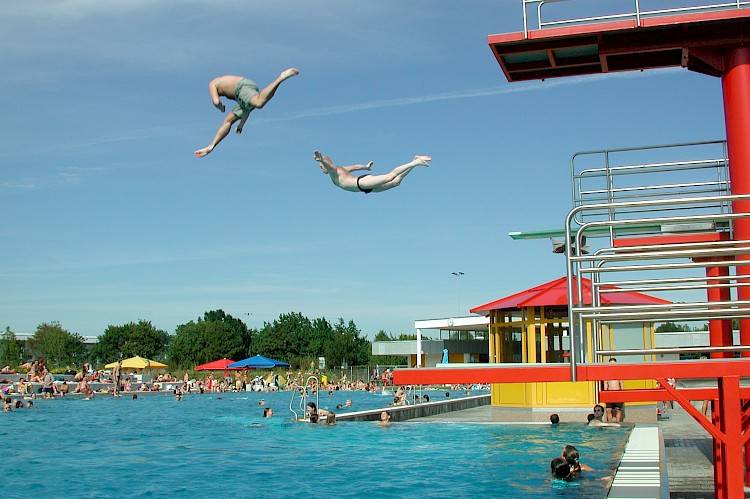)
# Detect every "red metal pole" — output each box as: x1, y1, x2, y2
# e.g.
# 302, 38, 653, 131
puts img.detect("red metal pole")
722, 46, 750, 490
722, 47, 750, 354
713, 401, 725, 498
718, 375, 744, 499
